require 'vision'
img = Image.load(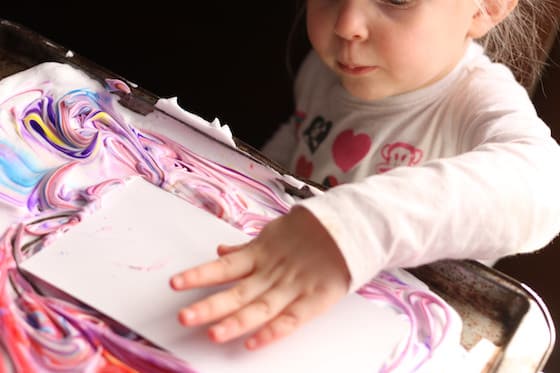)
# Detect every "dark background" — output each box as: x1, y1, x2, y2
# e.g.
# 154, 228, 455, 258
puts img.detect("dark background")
3, 4, 560, 371
3, 4, 308, 149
